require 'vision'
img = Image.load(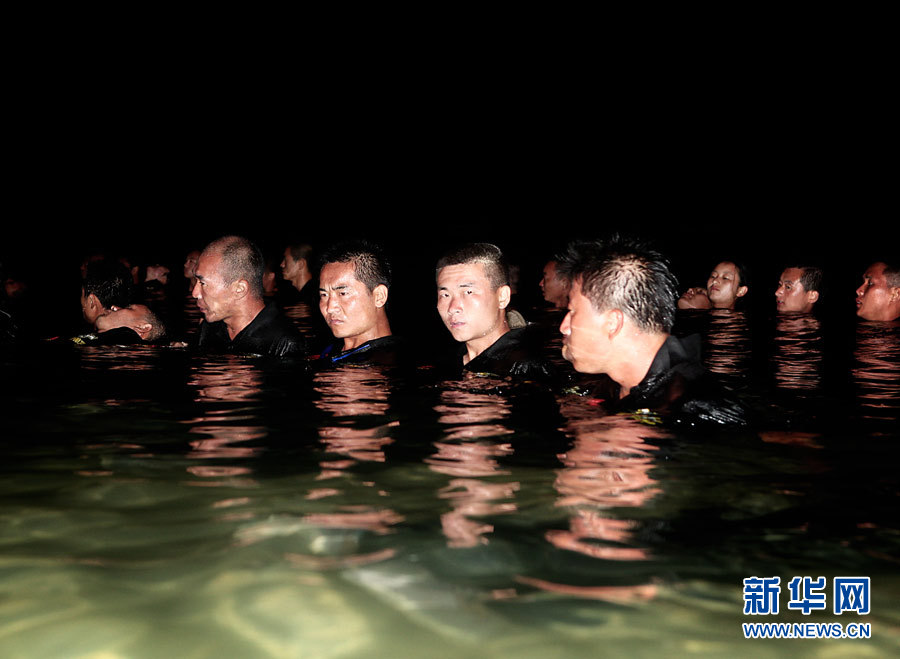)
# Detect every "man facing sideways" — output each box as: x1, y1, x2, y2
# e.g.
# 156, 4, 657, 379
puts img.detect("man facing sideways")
775, 266, 822, 314
856, 261, 900, 321
558, 237, 746, 424
436, 242, 552, 379
539, 258, 570, 310
316, 240, 401, 365
193, 235, 305, 358
280, 241, 317, 303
